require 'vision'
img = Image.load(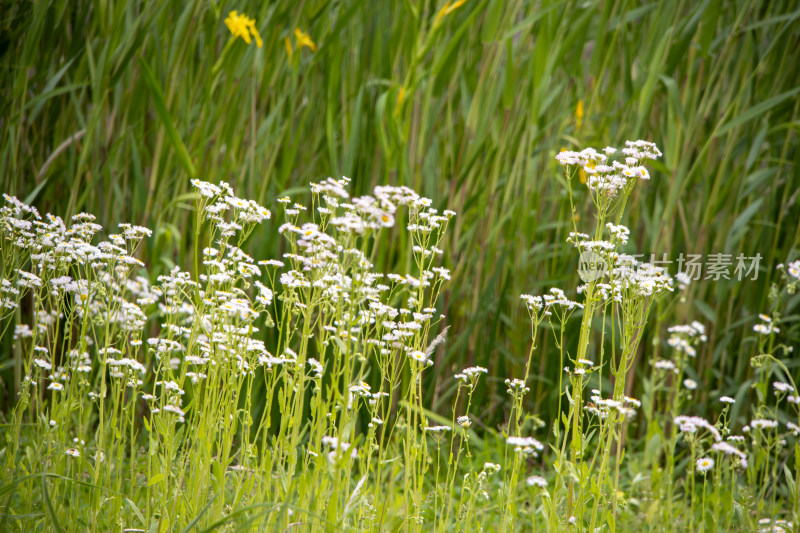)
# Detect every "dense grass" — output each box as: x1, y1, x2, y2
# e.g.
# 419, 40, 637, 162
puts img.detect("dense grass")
1, 0, 799, 530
